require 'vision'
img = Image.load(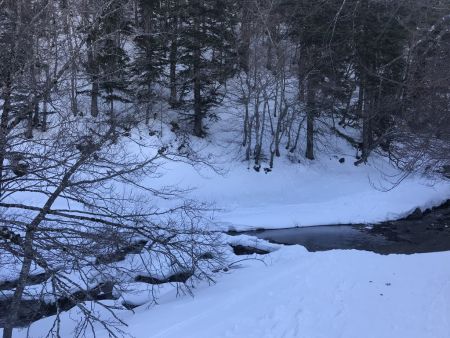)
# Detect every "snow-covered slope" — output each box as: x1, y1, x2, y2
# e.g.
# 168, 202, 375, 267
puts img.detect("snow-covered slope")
154, 113, 450, 230
4, 110, 450, 338
114, 247, 450, 338
14, 243, 450, 338
161, 156, 449, 230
